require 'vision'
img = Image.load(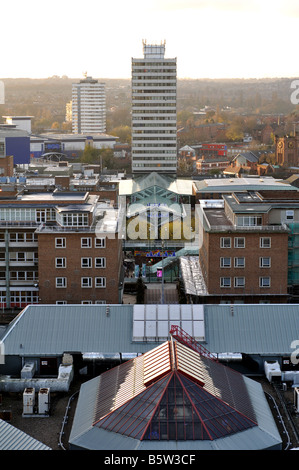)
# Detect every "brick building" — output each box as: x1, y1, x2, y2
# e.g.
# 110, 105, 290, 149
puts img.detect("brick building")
196, 157, 230, 175
0, 190, 123, 309
0, 155, 14, 177
195, 190, 297, 303
37, 225, 123, 305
